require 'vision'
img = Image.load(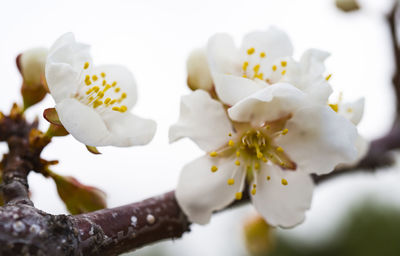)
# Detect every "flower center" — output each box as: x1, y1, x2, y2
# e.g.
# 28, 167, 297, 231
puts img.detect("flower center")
241, 47, 288, 85
74, 62, 128, 113
209, 118, 296, 199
